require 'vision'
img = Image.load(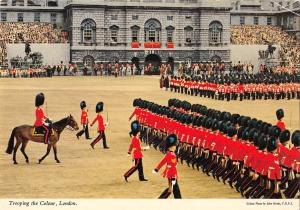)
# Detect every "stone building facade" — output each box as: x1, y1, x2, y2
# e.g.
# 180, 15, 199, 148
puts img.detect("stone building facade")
65, 0, 232, 69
